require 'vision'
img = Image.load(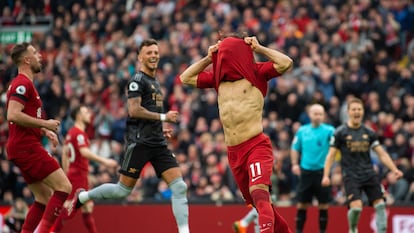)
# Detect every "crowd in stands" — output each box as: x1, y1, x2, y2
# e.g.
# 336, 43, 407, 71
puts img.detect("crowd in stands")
1, 0, 414, 209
